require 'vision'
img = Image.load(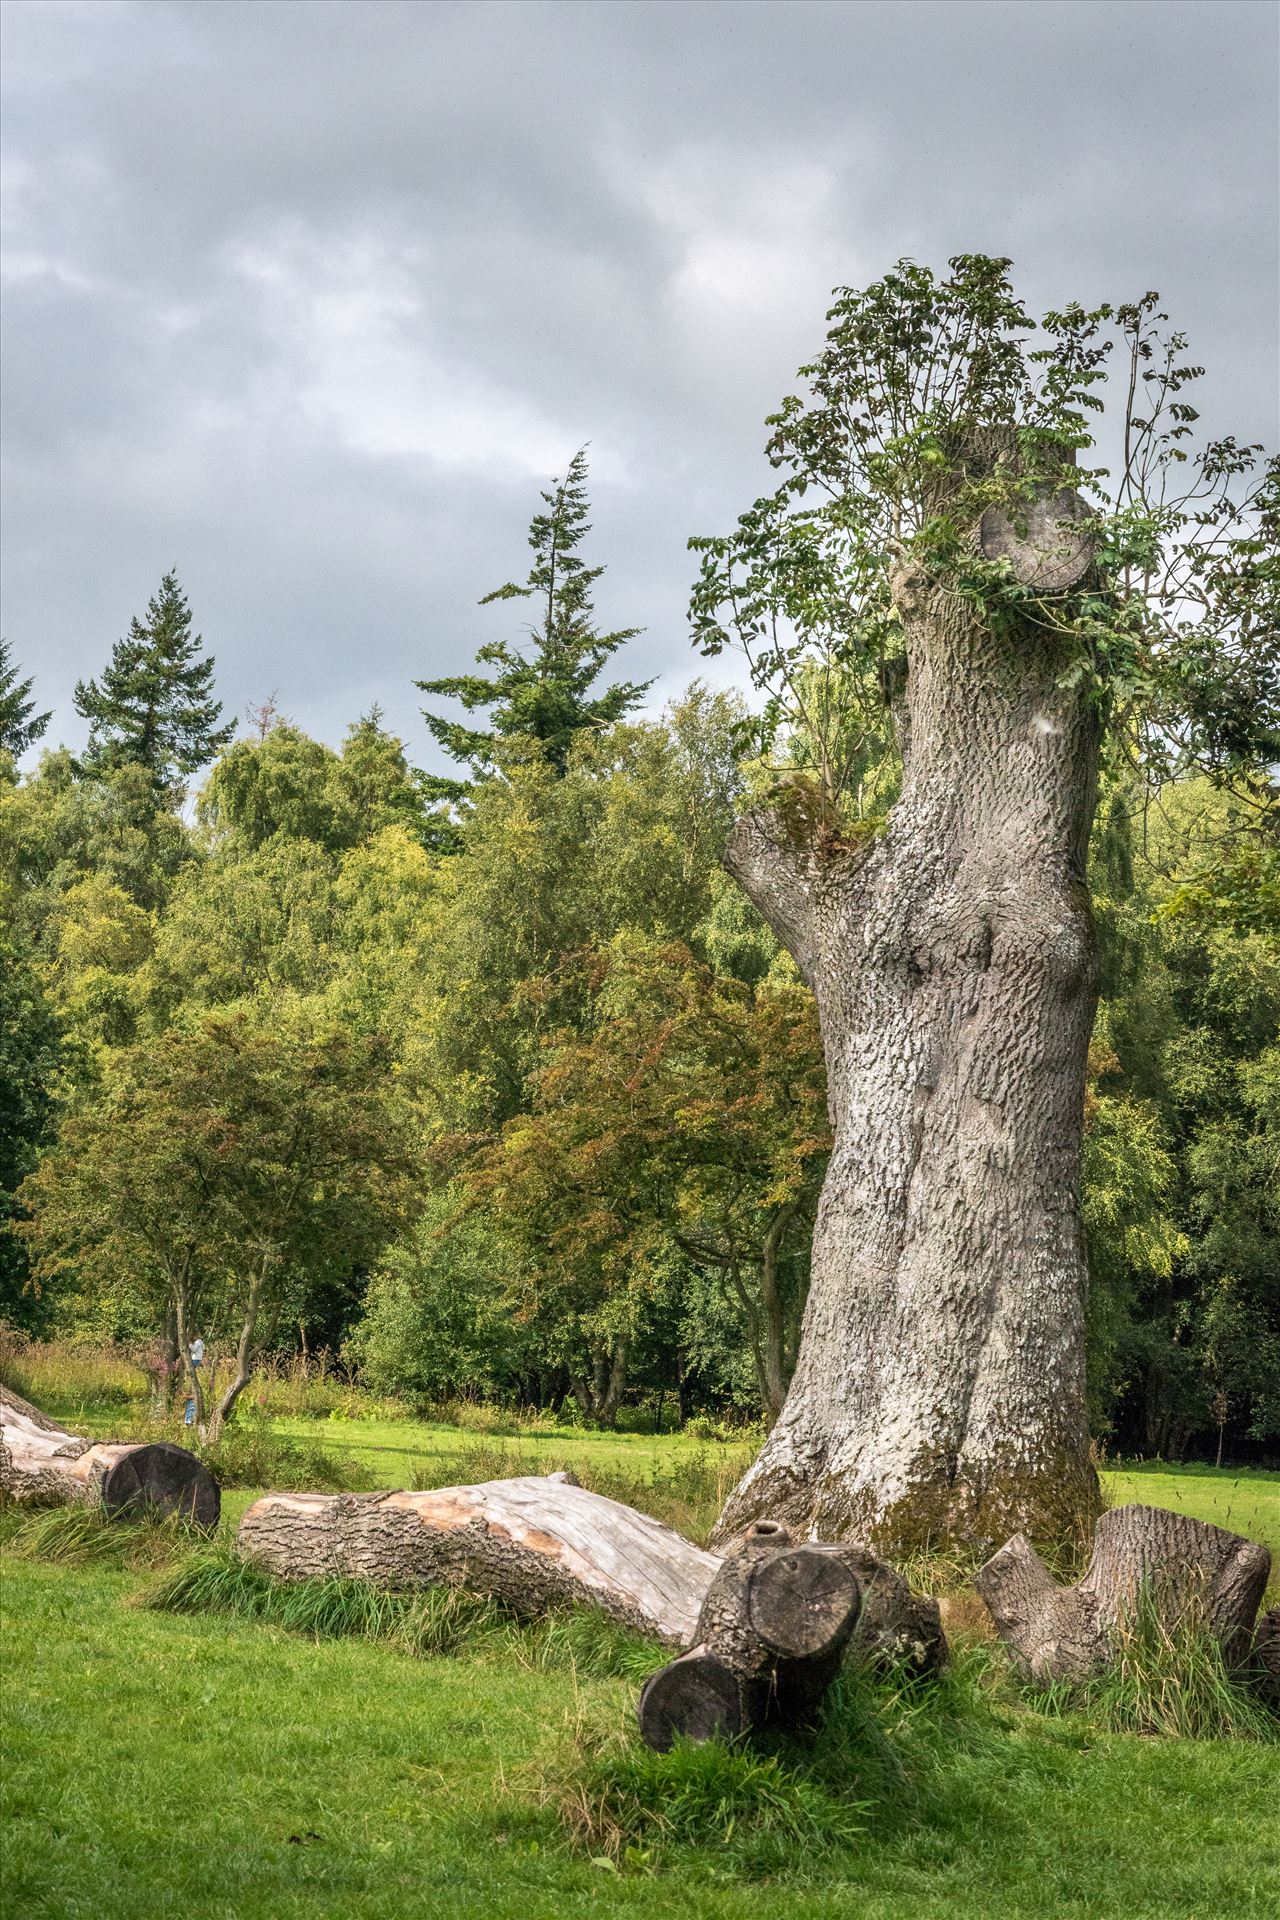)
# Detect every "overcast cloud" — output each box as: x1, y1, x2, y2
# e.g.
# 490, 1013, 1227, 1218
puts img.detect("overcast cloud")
2, 0, 1277, 769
